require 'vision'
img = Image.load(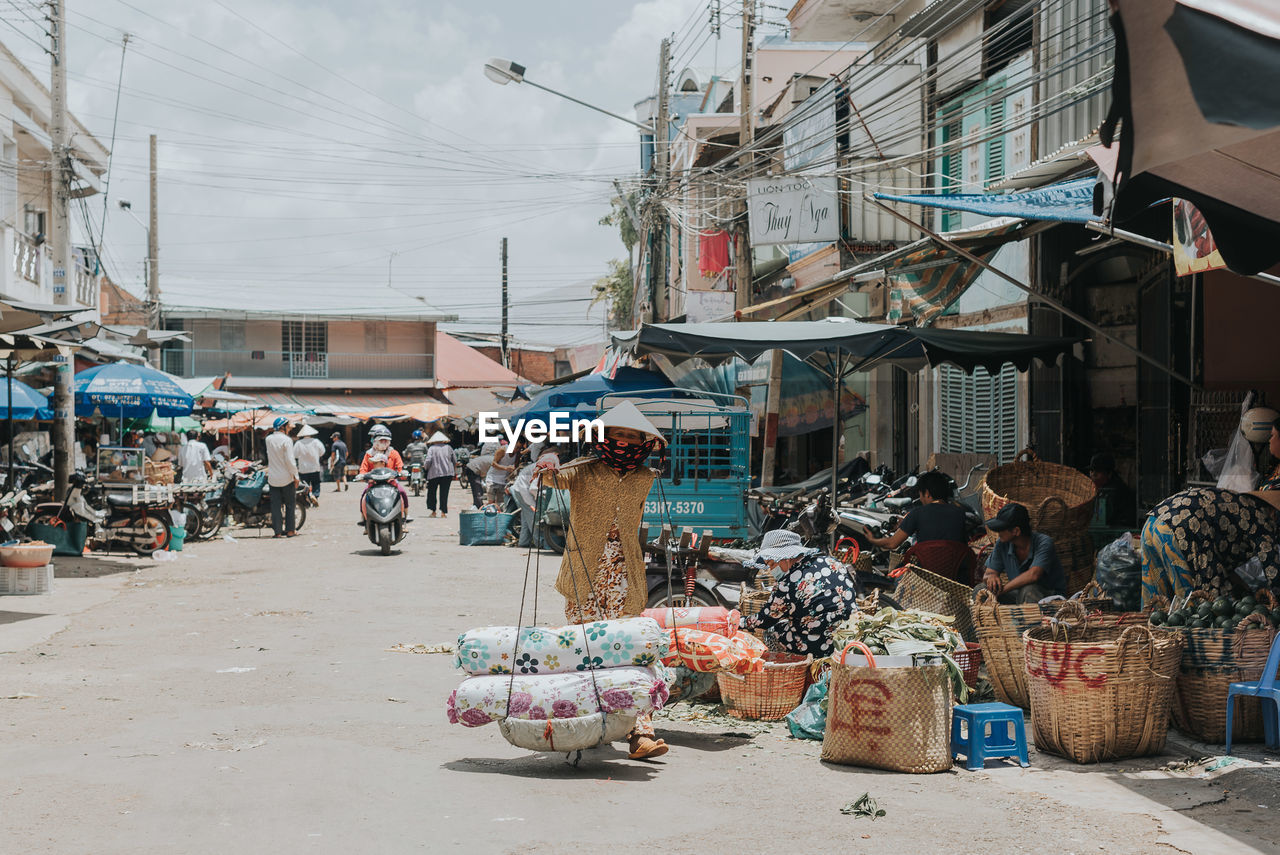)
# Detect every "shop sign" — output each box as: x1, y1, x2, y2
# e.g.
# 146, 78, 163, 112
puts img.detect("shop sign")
1172, 199, 1226, 276
746, 175, 839, 246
